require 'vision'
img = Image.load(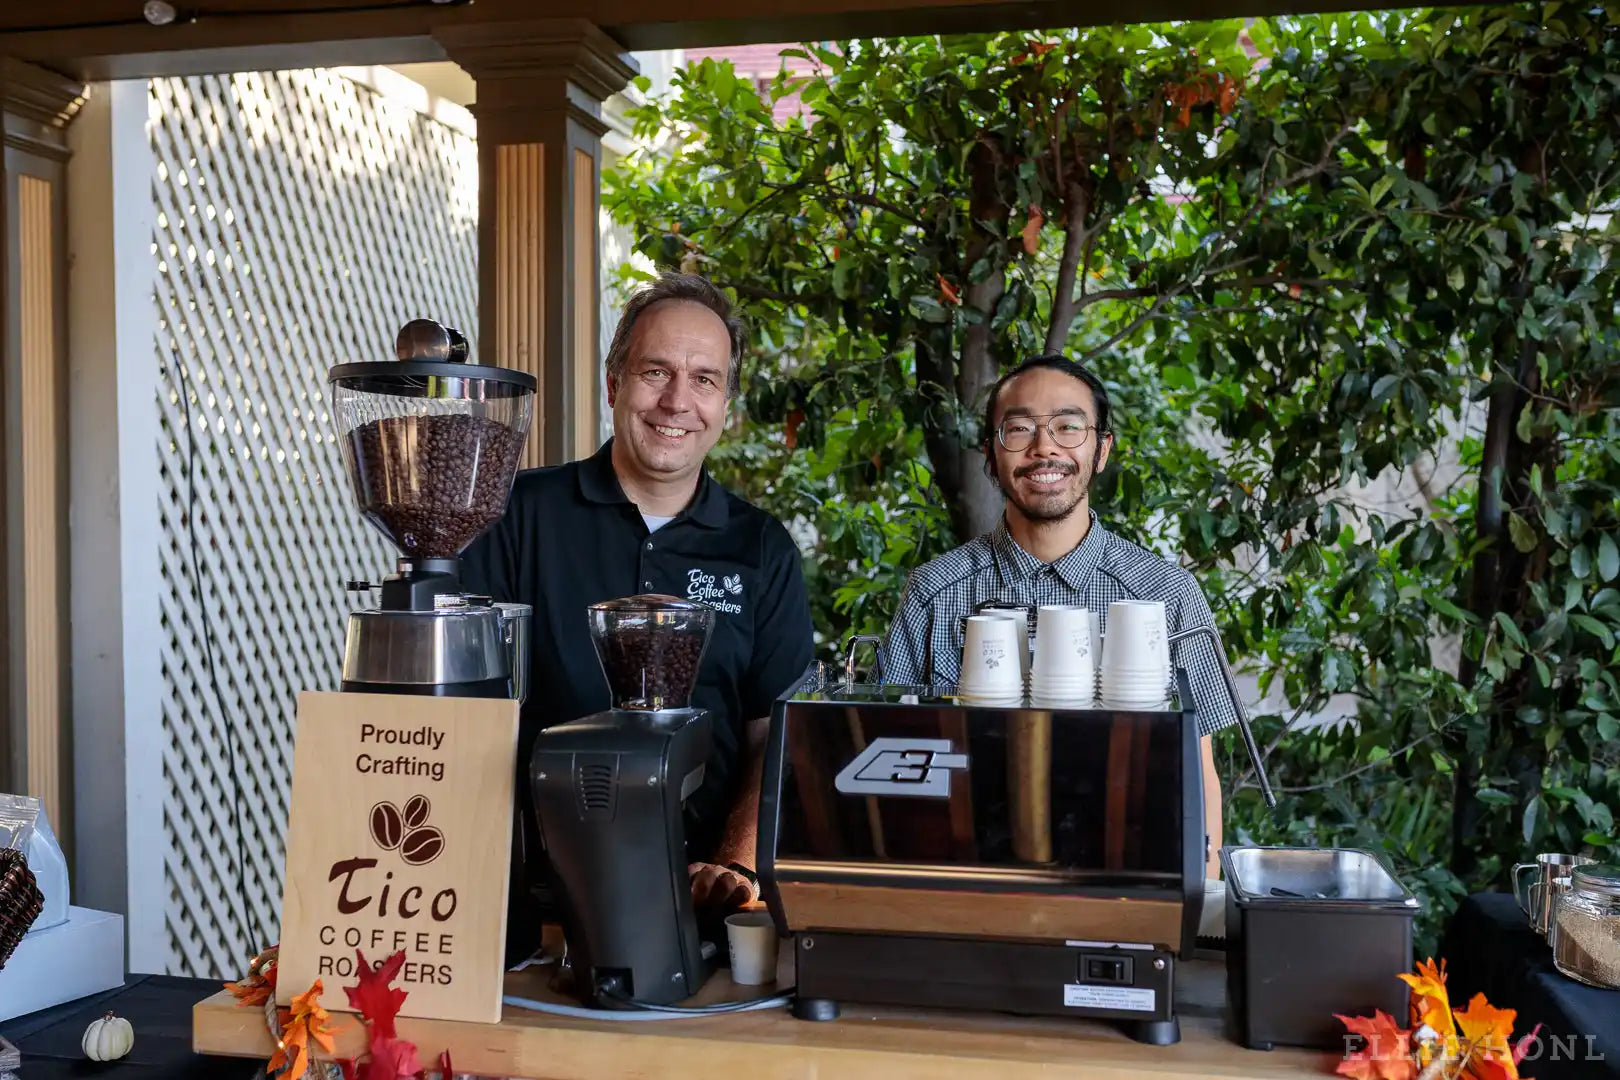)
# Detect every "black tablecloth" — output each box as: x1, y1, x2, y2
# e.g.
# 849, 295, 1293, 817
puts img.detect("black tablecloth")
0, 975, 252, 1079
1440, 892, 1619, 1080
